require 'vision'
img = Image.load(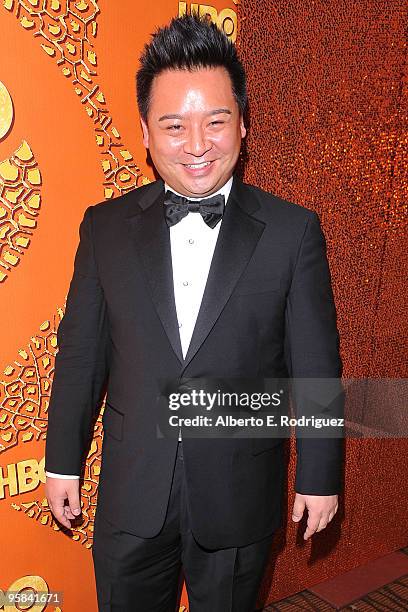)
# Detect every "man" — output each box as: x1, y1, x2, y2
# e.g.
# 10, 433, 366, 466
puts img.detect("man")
45, 14, 344, 612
